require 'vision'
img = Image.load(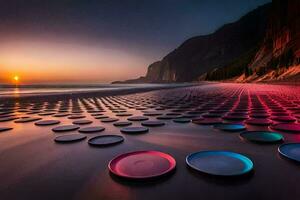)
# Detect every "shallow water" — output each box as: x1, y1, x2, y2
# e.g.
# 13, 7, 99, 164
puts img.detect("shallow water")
0, 83, 190, 97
